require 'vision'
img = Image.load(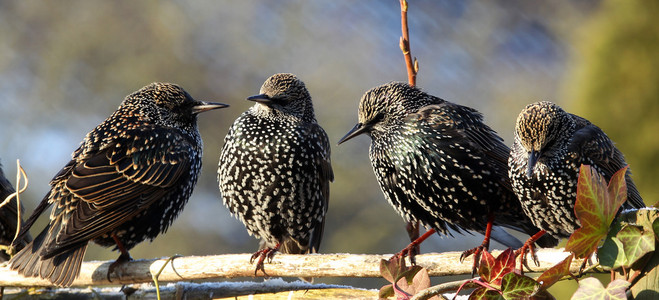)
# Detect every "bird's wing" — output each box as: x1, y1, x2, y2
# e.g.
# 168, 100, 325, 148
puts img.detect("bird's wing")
307, 123, 333, 253
42, 127, 193, 256
568, 115, 645, 208
418, 103, 510, 162
415, 103, 512, 185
